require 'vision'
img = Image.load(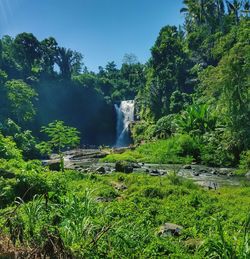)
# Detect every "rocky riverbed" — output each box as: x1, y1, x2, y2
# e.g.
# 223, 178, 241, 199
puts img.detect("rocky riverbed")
43, 149, 246, 188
